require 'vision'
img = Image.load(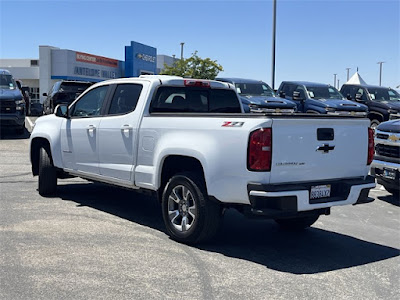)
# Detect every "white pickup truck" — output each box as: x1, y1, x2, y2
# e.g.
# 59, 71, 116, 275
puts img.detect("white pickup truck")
30, 75, 376, 244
